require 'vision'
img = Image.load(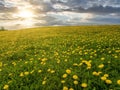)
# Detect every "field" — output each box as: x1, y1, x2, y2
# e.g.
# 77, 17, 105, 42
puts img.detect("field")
0, 25, 120, 90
